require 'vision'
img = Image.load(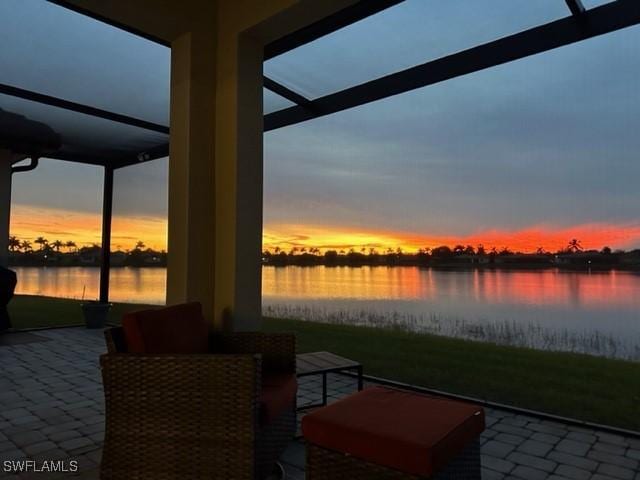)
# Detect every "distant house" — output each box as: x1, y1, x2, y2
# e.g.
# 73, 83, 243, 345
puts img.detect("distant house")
142, 253, 162, 266
110, 251, 127, 267
455, 254, 480, 264
554, 253, 614, 268
505, 254, 547, 264
79, 246, 101, 266
618, 250, 640, 268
